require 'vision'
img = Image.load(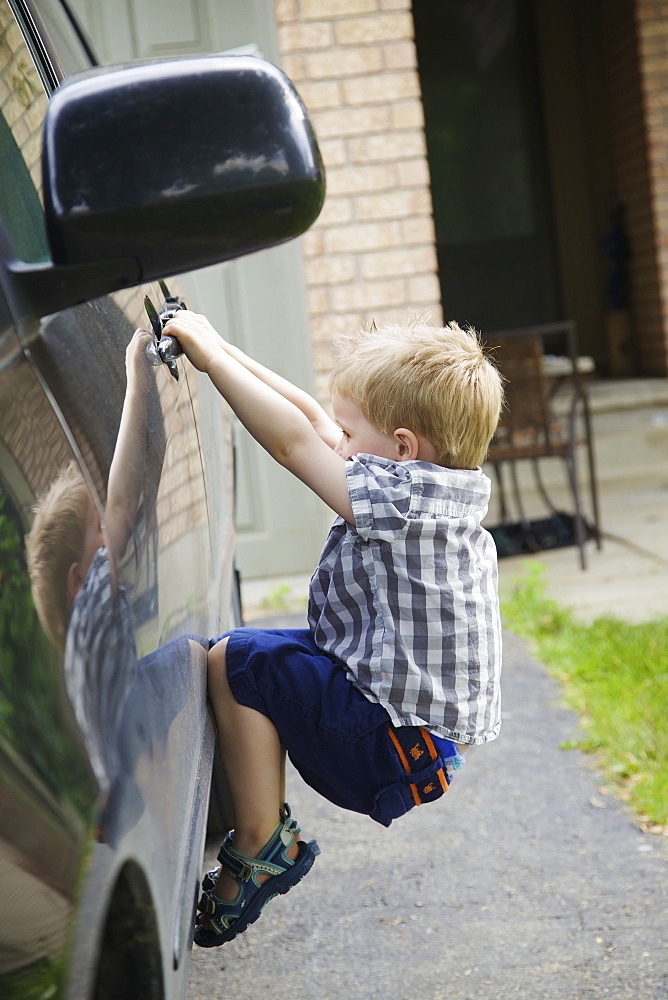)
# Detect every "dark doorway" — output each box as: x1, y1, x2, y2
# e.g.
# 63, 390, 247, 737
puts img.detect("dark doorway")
413, 0, 561, 334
